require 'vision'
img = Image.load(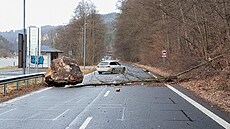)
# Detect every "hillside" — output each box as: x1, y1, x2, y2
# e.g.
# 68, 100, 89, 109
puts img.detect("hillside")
0, 13, 118, 49
101, 12, 118, 24
0, 35, 14, 57
0, 25, 57, 45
